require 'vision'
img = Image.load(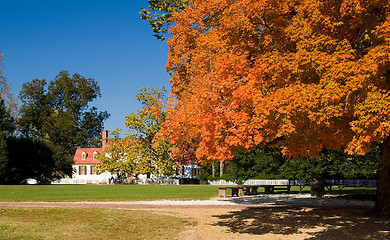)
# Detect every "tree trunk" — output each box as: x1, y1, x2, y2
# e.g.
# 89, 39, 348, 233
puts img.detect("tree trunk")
212, 161, 215, 178
220, 161, 224, 178
310, 178, 324, 198
377, 137, 390, 216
